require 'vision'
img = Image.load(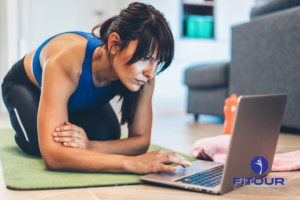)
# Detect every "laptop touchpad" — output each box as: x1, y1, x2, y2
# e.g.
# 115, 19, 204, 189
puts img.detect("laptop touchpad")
159, 166, 203, 178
